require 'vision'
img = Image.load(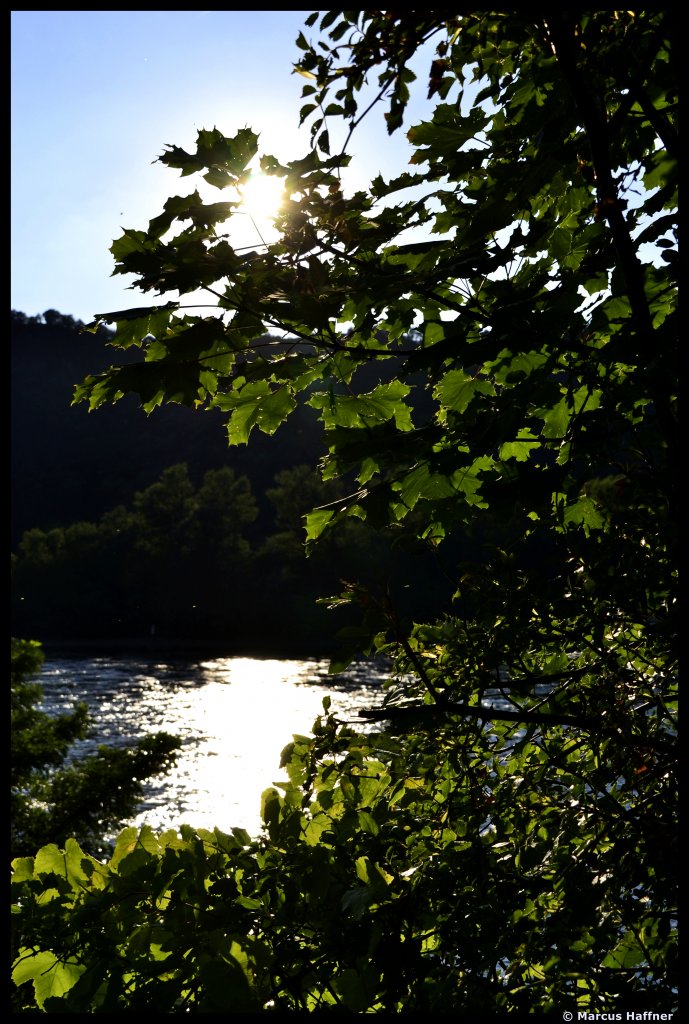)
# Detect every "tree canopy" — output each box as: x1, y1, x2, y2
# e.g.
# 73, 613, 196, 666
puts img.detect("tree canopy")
11, 11, 677, 1014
